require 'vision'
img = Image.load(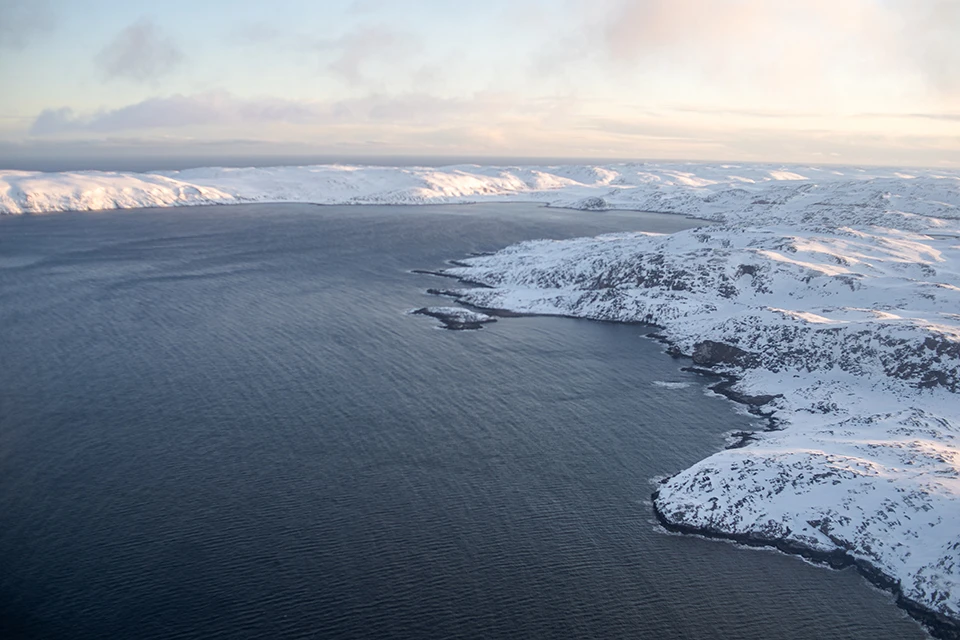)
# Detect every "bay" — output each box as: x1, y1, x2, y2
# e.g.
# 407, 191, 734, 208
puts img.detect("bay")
0, 203, 923, 639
